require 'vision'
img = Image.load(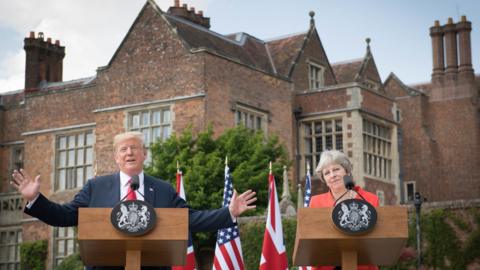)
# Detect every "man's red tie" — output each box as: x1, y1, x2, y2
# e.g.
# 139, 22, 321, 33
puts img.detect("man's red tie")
126, 179, 137, 200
